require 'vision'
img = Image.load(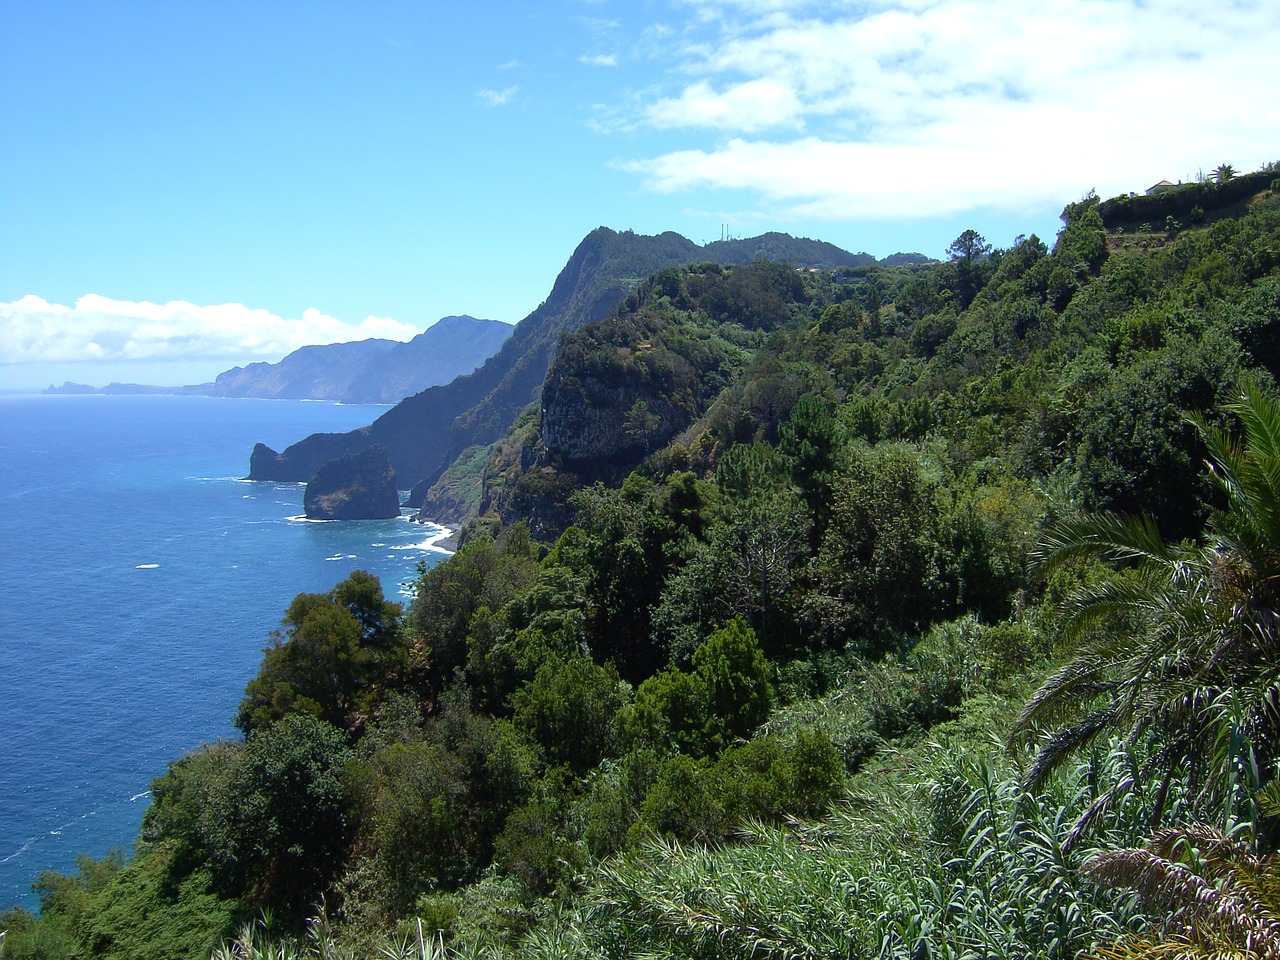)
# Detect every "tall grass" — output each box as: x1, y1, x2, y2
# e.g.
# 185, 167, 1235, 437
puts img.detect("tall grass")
537, 742, 1168, 960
